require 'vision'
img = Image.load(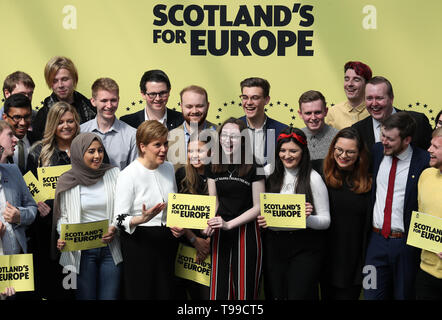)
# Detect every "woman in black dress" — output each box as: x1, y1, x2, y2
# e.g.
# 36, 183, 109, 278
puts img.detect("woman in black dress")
321, 127, 372, 300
